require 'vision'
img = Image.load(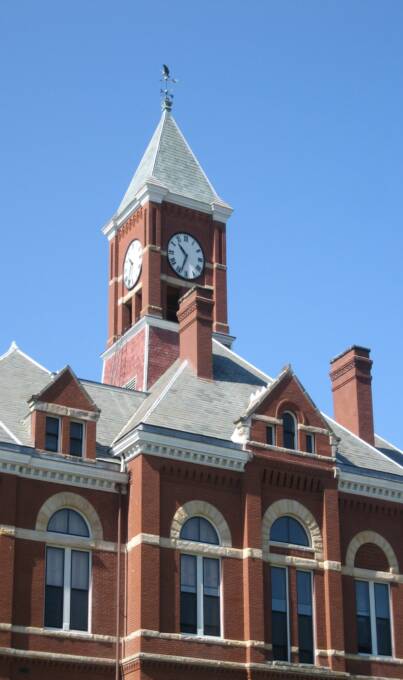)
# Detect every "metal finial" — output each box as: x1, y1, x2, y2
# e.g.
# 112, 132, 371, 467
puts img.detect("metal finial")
160, 64, 178, 111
